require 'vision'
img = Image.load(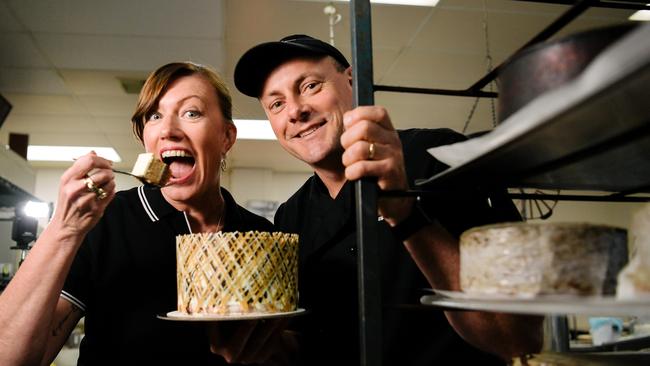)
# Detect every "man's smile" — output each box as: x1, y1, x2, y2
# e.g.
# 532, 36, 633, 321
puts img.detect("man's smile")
292, 121, 326, 139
